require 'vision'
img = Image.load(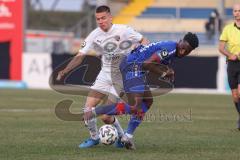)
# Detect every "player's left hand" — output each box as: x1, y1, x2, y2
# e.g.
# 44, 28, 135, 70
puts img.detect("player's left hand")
161, 67, 174, 82
166, 68, 174, 78
56, 70, 66, 81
